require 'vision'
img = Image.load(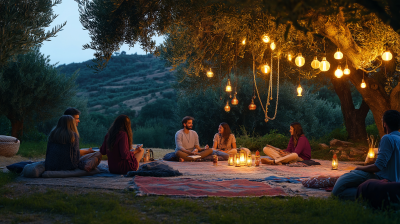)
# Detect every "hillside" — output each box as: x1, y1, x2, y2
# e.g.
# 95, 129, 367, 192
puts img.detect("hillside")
57, 53, 175, 114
